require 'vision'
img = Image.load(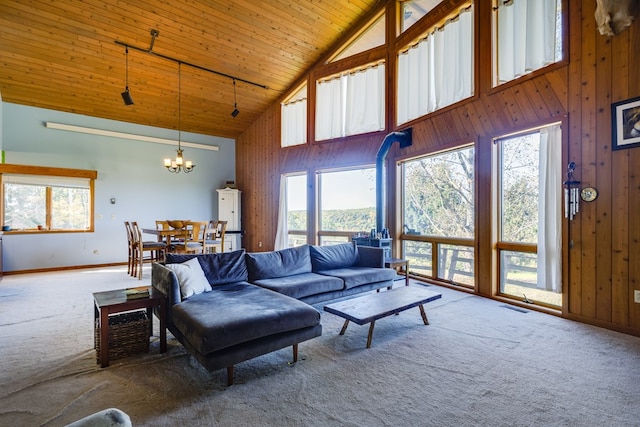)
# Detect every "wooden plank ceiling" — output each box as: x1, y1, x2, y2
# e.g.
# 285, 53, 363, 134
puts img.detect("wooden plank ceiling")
0, 0, 380, 139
